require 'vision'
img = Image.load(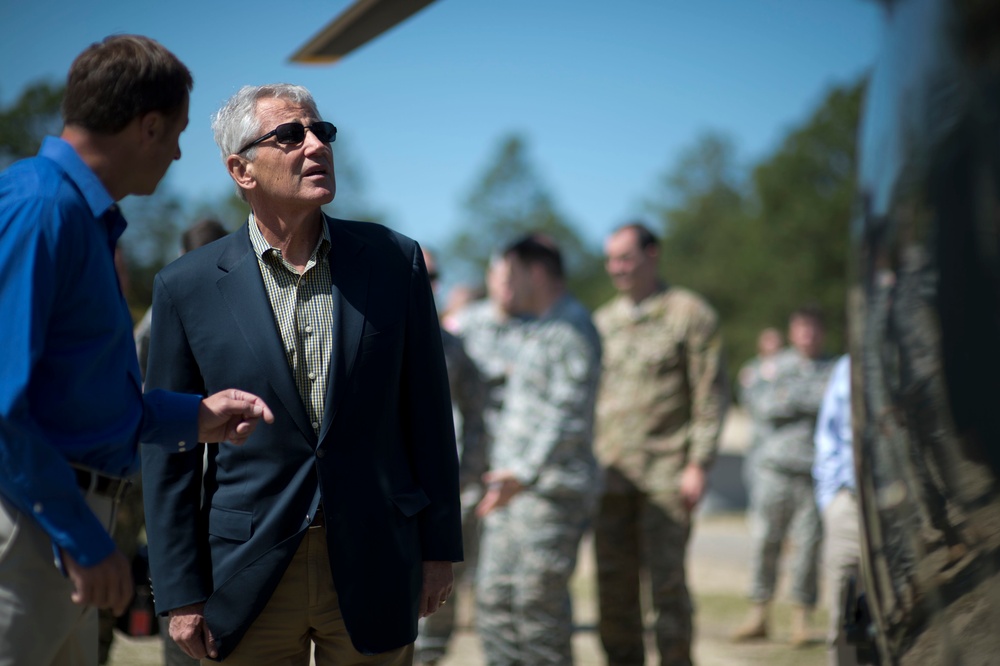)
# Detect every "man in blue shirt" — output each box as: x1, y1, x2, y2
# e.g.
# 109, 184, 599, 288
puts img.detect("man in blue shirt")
0, 35, 273, 666
813, 354, 860, 666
